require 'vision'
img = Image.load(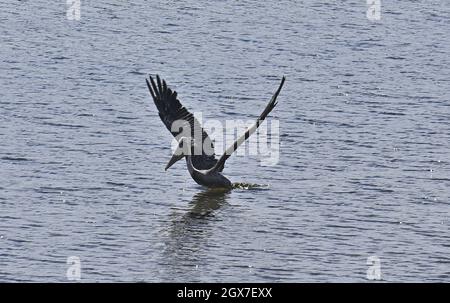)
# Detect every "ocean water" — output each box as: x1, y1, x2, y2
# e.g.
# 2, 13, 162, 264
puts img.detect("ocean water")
0, 0, 449, 282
